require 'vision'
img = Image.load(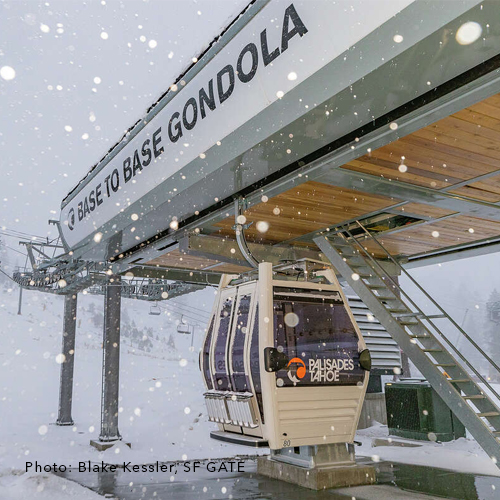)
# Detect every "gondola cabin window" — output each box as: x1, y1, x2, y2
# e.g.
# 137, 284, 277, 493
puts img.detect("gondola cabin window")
231, 294, 252, 392
272, 288, 364, 387
214, 297, 234, 390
